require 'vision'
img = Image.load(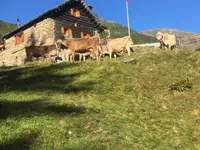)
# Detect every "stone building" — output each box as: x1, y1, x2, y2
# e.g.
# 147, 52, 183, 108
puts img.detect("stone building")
0, 0, 106, 66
